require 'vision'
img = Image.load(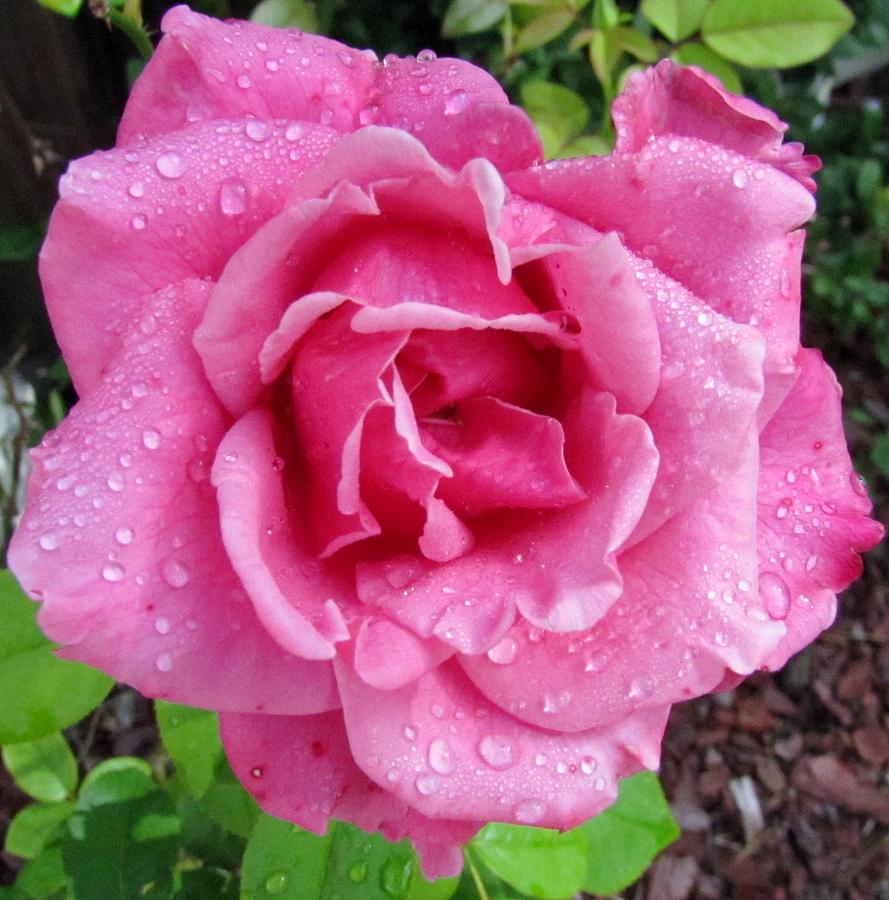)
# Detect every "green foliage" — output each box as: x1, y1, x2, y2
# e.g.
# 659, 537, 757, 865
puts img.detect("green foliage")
640, 0, 708, 42
2, 734, 77, 803
0, 571, 112, 744
35, 0, 82, 17
241, 814, 459, 899
250, 0, 320, 31
700, 0, 855, 68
